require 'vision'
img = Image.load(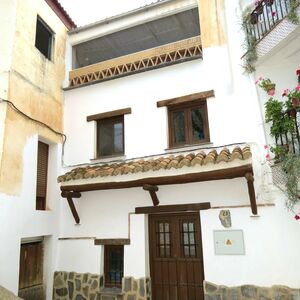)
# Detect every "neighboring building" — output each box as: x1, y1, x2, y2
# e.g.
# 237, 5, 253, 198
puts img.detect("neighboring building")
0, 0, 75, 299
54, 0, 300, 300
